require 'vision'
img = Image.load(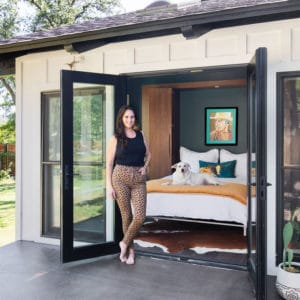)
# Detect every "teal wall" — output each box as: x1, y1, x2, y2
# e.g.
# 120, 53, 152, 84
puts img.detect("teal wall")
180, 87, 247, 153
127, 67, 247, 155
